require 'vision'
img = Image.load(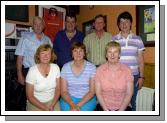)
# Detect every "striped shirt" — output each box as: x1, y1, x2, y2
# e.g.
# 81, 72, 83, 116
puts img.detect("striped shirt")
61, 60, 96, 98
84, 32, 112, 65
112, 32, 145, 75
15, 32, 52, 68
